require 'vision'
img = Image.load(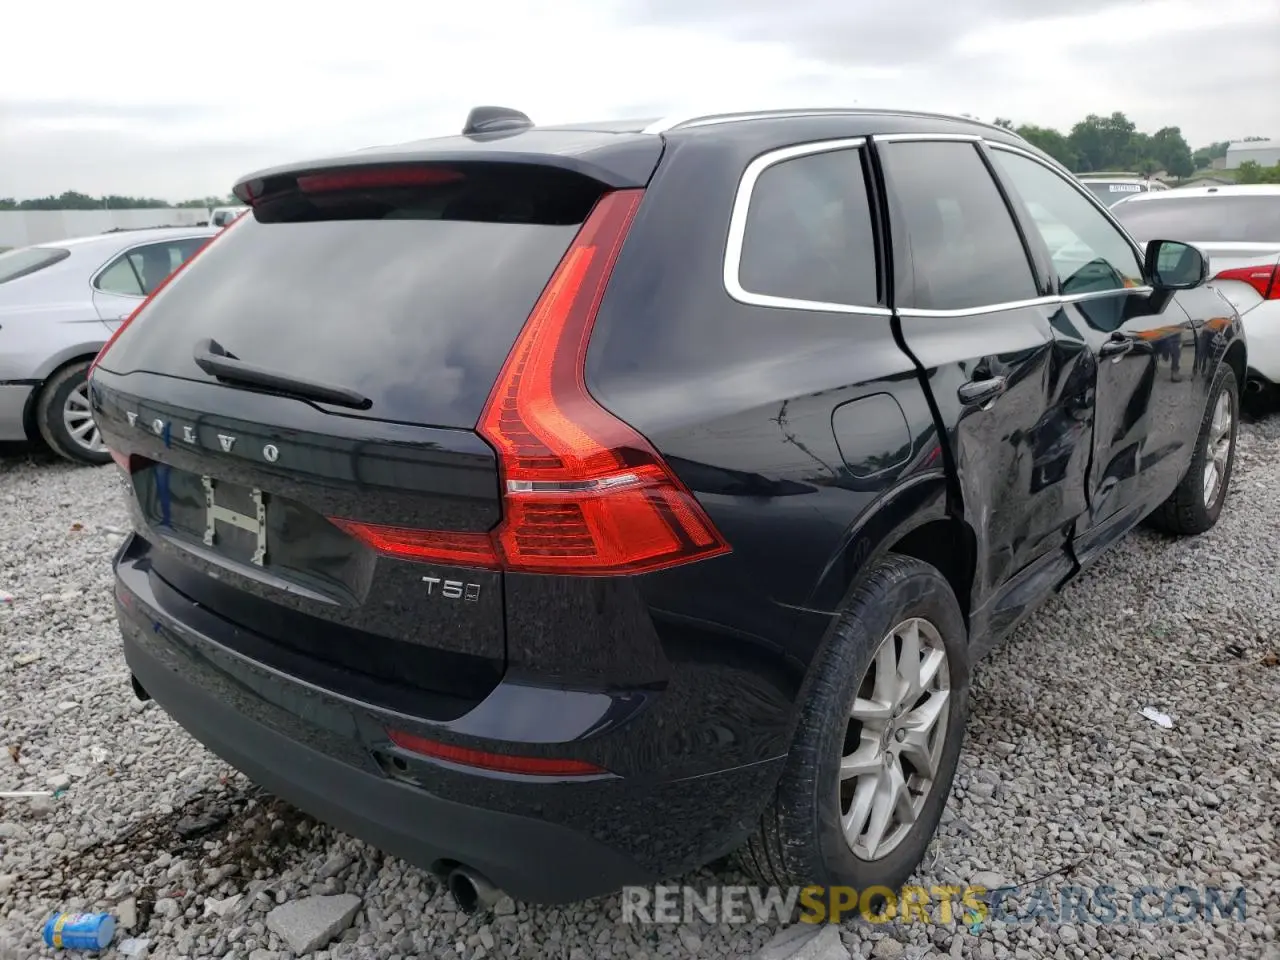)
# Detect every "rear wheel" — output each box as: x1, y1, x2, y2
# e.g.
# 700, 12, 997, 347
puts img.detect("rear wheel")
1147, 364, 1237, 536
740, 554, 970, 892
36, 361, 111, 466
